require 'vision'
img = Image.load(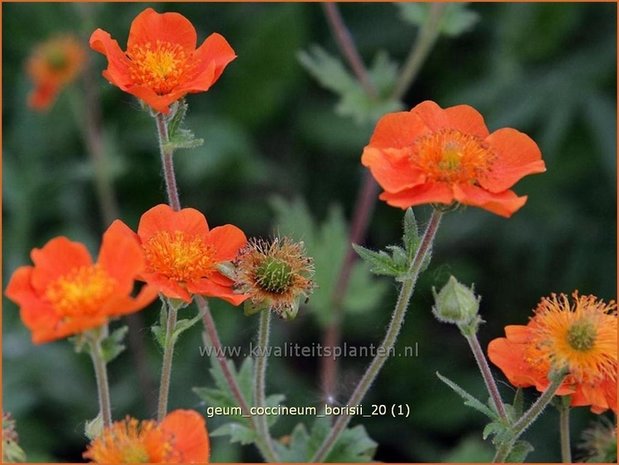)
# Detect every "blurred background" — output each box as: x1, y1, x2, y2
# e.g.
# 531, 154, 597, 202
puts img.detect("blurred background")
2, 2, 616, 462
